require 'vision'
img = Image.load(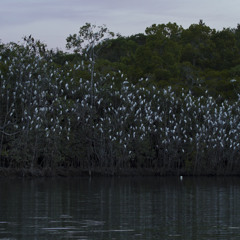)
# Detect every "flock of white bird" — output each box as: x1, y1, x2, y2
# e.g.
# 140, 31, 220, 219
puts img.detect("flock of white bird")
0, 43, 239, 169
